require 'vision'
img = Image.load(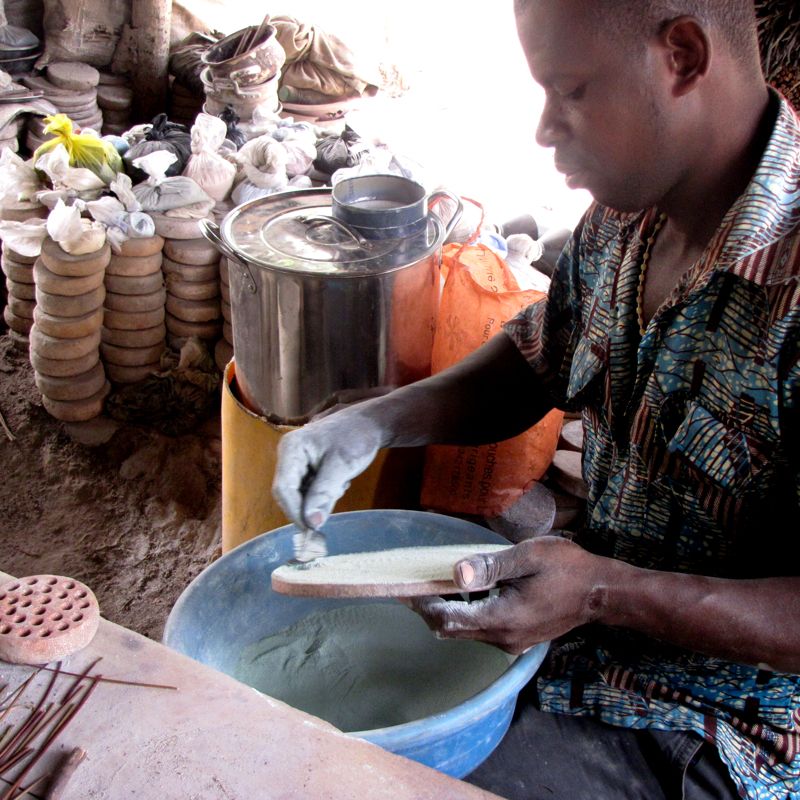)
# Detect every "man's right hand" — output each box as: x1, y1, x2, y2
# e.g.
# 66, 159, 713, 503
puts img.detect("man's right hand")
272, 409, 384, 530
